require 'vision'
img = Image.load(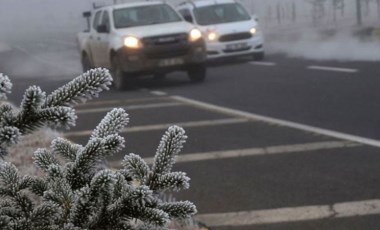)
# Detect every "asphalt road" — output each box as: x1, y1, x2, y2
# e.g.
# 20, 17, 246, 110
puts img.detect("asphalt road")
2, 42, 380, 229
